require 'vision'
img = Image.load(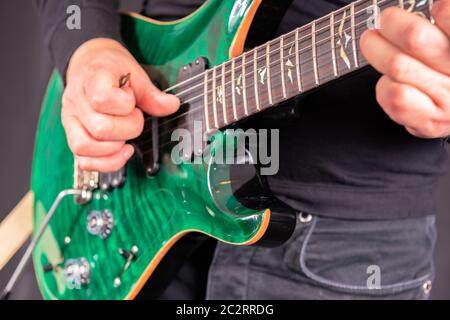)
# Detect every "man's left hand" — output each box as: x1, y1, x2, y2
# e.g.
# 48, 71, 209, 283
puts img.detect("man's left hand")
360, 0, 450, 138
